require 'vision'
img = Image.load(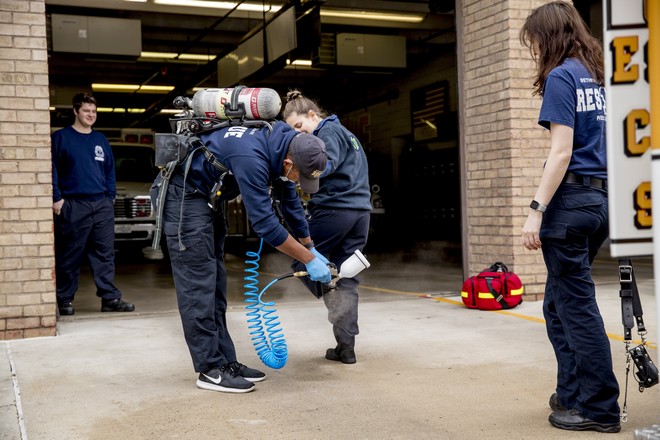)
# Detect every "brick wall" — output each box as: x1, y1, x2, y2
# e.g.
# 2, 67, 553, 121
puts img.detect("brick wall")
459, 0, 552, 299
0, 0, 56, 339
